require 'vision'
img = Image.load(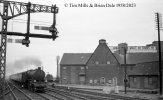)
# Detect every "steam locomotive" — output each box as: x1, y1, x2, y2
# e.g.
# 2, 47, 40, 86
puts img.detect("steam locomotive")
10, 67, 46, 92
